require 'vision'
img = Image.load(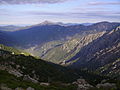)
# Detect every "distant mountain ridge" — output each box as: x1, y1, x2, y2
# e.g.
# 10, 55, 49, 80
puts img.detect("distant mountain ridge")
0, 25, 22, 31
5, 21, 119, 48
32, 21, 88, 26
0, 21, 120, 64
0, 31, 15, 46
0, 21, 119, 54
